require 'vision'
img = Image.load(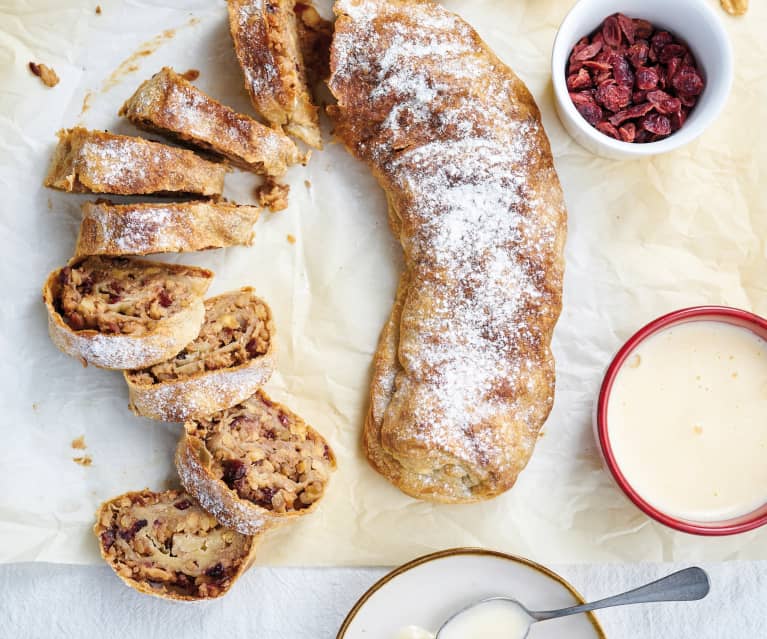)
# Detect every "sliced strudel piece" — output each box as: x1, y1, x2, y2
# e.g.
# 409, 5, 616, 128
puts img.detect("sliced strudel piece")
75, 200, 260, 257
44, 128, 226, 196
94, 489, 258, 601
227, 0, 322, 148
176, 390, 336, 534
43, 256, 213, 369
119, 67, 304, 176
125, 288, 275, 422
